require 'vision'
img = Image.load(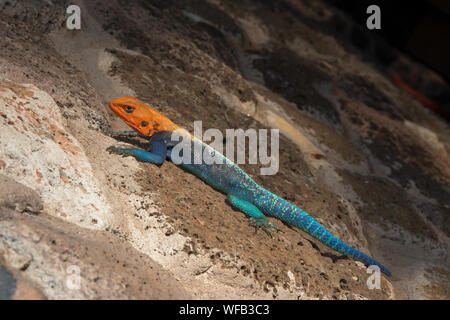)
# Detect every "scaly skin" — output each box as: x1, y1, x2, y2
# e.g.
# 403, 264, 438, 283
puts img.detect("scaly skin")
108, 96, 391, 276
